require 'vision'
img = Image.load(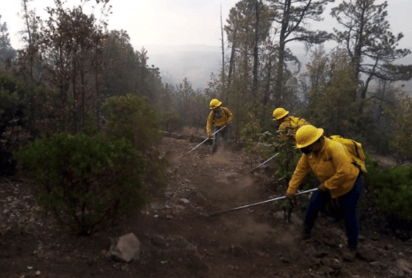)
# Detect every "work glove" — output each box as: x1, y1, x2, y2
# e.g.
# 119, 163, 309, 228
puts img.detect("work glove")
318, 184, 328, 192
285, 192, 295, 200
